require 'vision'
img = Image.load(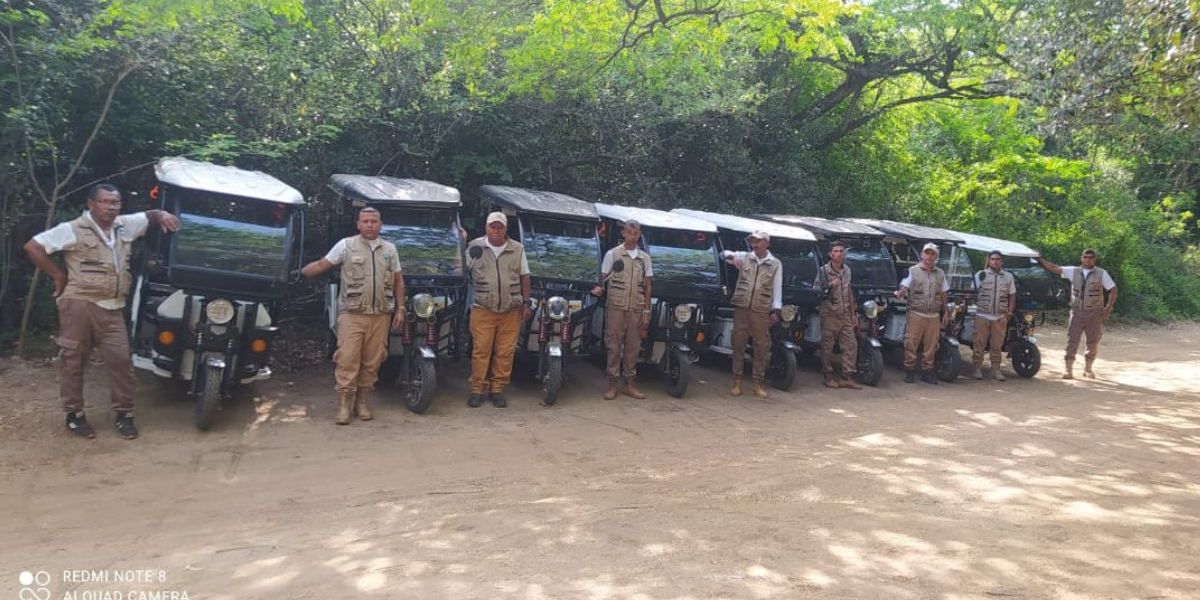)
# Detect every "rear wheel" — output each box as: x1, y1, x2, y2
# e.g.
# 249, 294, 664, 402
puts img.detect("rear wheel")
402, 357, 437, 414
1010, 340, 1041, 378
542, 356, 563, 406
768, 348, 797, 391
664, 347, 691, 398
195, 363, 222, 431
935, 343, 962, 382
856, 340, 884, 387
